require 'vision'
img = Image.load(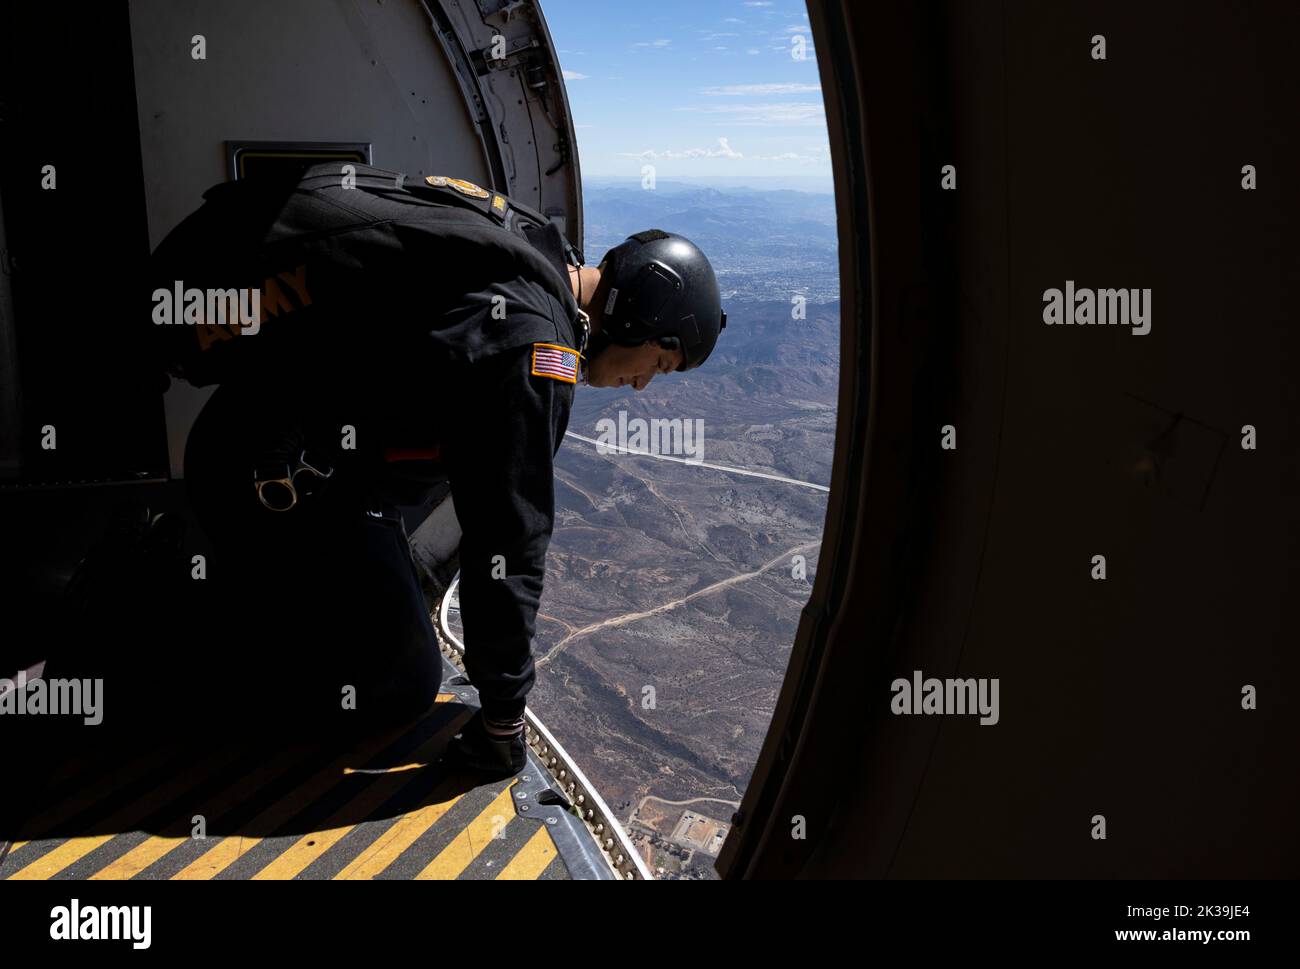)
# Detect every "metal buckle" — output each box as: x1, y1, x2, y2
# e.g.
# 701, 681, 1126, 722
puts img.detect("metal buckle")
291, 450, 334, 499
254, 451, 335, 512
254, 462, 297, 513
574, 309, 591, 357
